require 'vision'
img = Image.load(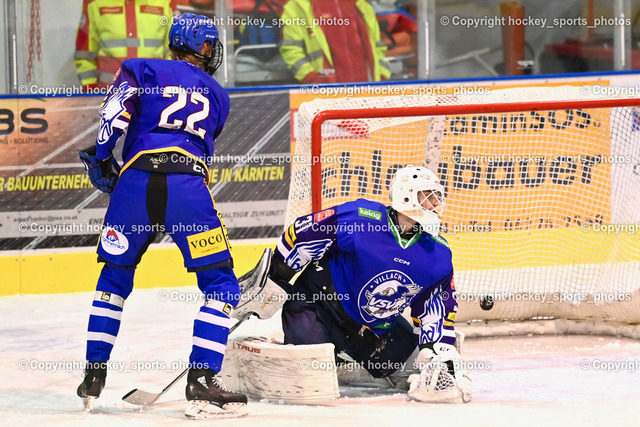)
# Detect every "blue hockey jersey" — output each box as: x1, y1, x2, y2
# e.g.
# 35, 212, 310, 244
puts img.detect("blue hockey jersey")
94, 58, 230, 183
275, 199, 458, 346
